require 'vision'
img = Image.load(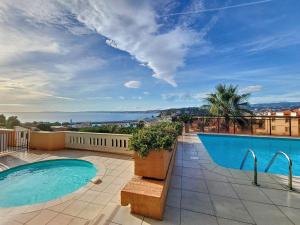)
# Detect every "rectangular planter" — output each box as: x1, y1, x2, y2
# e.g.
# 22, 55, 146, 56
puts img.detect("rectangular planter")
134, 149, 173, 180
